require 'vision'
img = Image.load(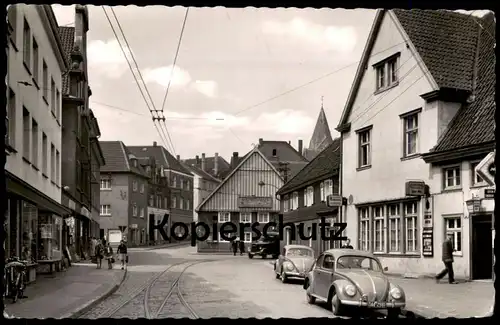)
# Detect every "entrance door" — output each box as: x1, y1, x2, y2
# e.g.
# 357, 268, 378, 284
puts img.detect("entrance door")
471, 215, 493, 280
